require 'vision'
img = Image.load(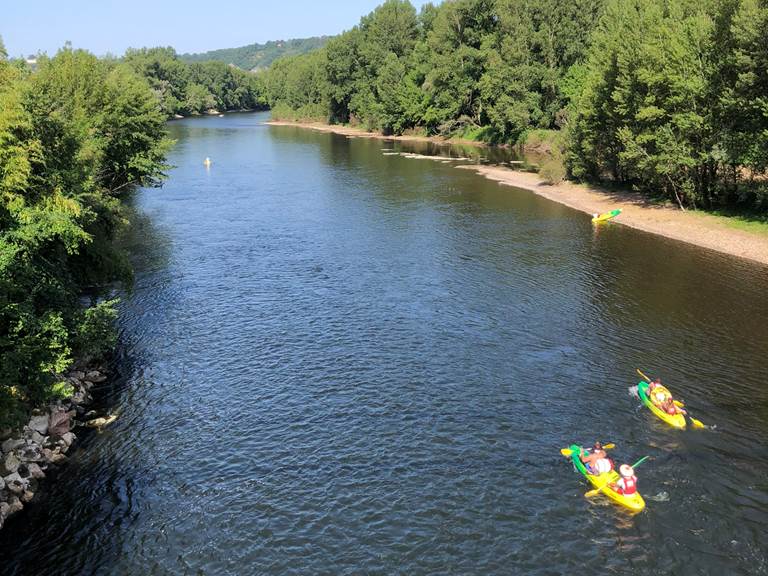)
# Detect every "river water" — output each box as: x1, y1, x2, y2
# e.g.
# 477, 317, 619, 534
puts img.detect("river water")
2, 112, 768, 575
